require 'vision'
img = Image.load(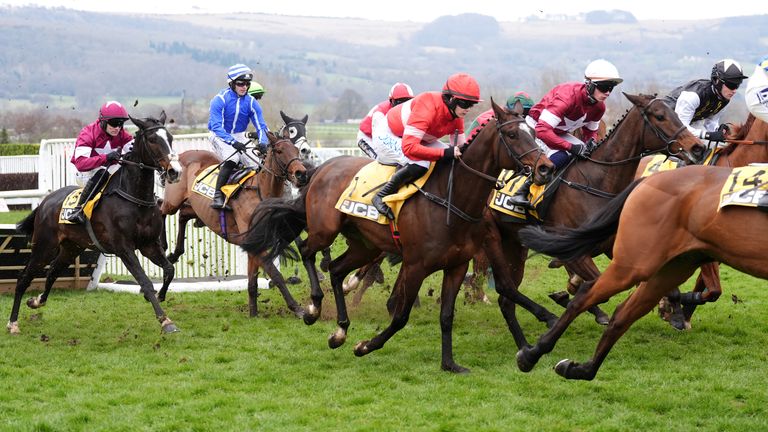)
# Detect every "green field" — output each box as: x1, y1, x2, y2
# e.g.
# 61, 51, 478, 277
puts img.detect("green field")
1, 246, 766, 431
